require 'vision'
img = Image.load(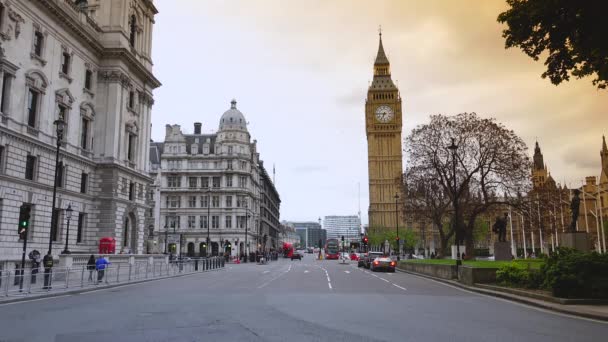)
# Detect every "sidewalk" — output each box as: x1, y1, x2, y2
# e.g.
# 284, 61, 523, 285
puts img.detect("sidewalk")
397, 268, 608, 322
